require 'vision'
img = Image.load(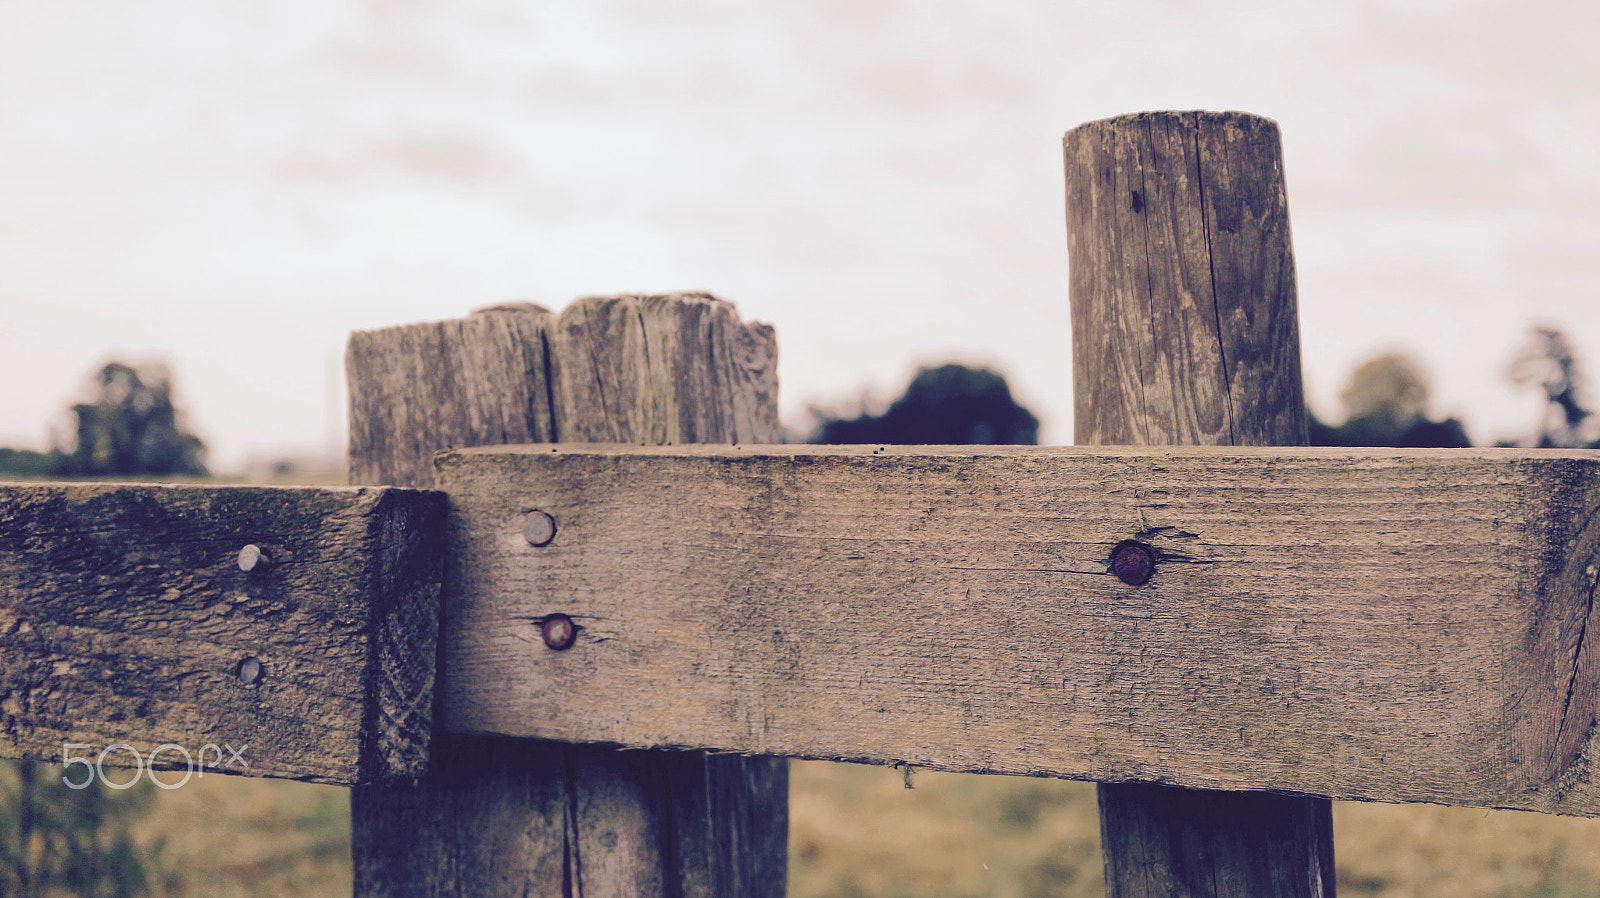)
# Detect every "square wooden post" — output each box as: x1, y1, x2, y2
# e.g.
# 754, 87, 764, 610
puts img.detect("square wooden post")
1066, 110, 1336, 897
345, 296, 788, 896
